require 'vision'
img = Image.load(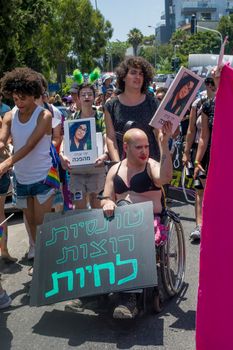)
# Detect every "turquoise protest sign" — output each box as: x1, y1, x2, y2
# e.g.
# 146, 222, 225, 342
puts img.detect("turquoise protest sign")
30, 202, 157, 306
